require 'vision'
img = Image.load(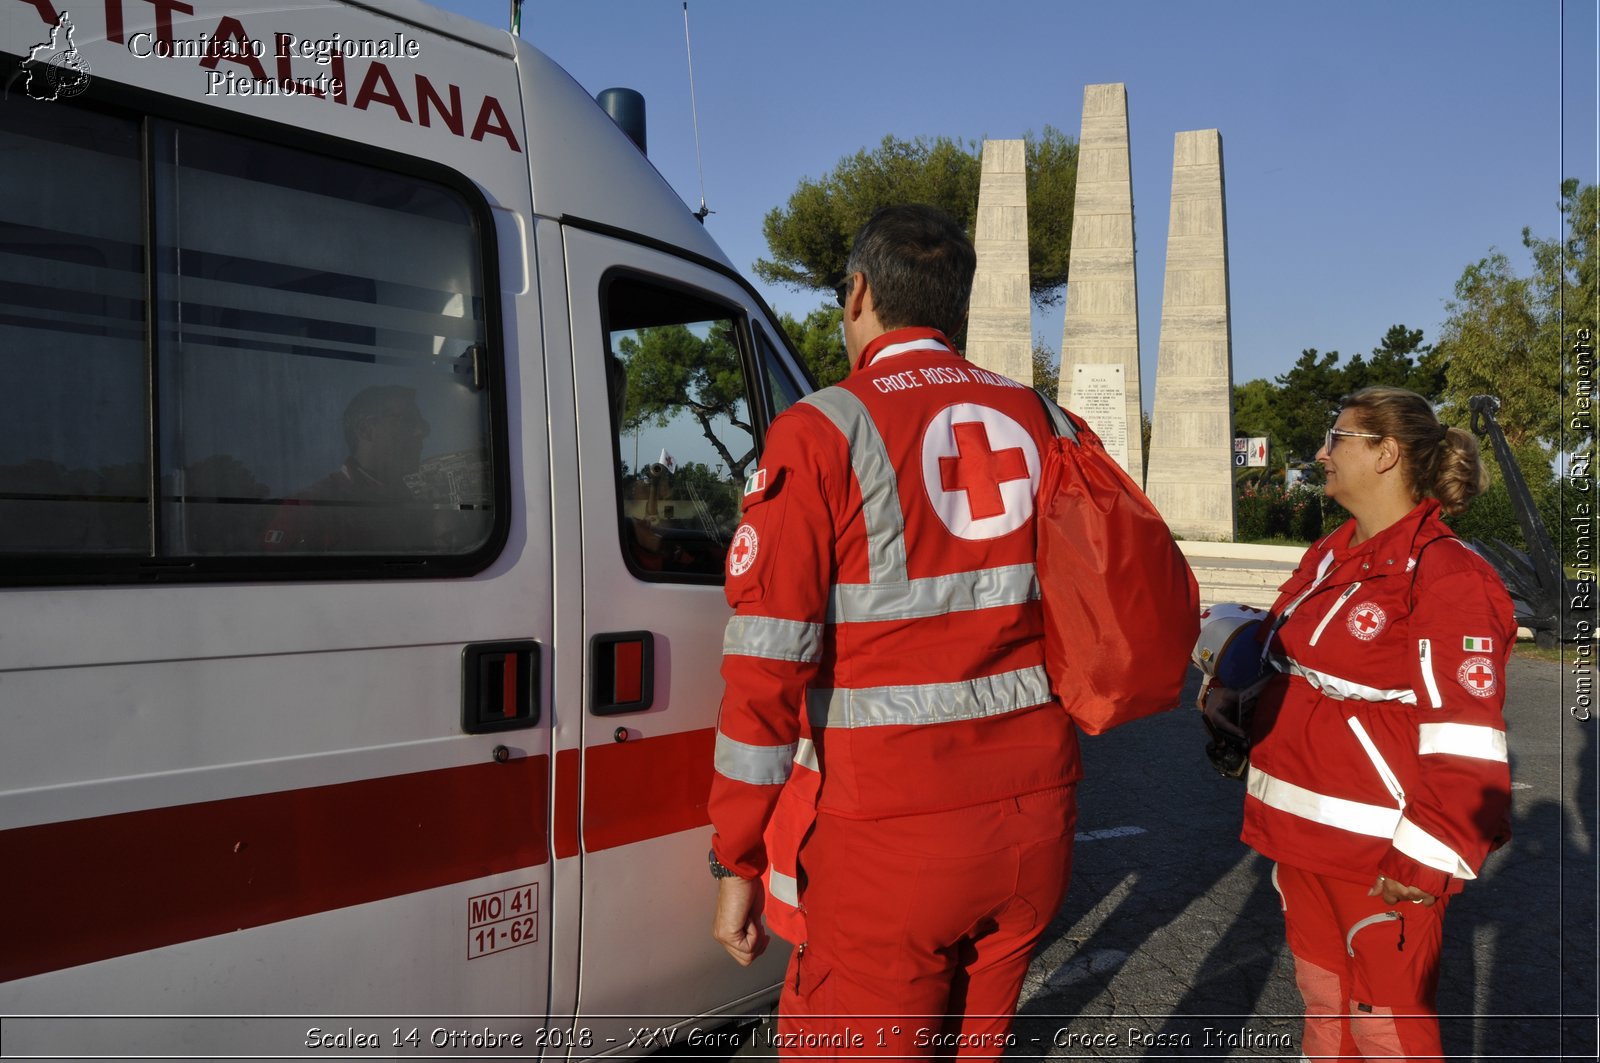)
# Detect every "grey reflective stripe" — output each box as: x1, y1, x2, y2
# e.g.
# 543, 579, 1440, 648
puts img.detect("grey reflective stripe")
713, 732, 796, 786
768, 869, 799, 906
723, 615, 823, 662
800, 387, 906, 584
828, 563, 1039, 623
807, 665, 1051, 729
1269, 654, 1418, 704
